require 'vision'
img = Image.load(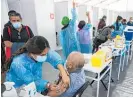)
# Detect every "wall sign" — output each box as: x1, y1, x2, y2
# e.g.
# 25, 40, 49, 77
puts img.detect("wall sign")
50, 13, 54, 19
